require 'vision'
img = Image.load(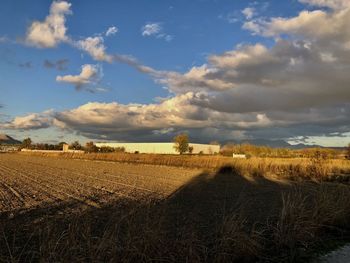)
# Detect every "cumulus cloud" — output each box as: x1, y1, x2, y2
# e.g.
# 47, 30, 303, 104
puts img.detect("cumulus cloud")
4, 95, 350, 142
141, 22, 173, 41
22, 2, 166, 69
23, 1, 116, 64
56, 64, 103, 92
106, 26, 118, 36
76, 36, 113, 62
242, 7, 256, 20
1, 112, 52, 130
48, 92, 350, 142
50, 0, 350, 142
158, 65, 235, 93
5, 0, 350, 144
242, 5, 350, 51
52, 92, 275, 141
299, 0, 350, 9
26, 1, 72, 48
162, 37, 350, 108
90, 0, 349, 142
142, 23, 162, 36
220, 2, 267, 24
